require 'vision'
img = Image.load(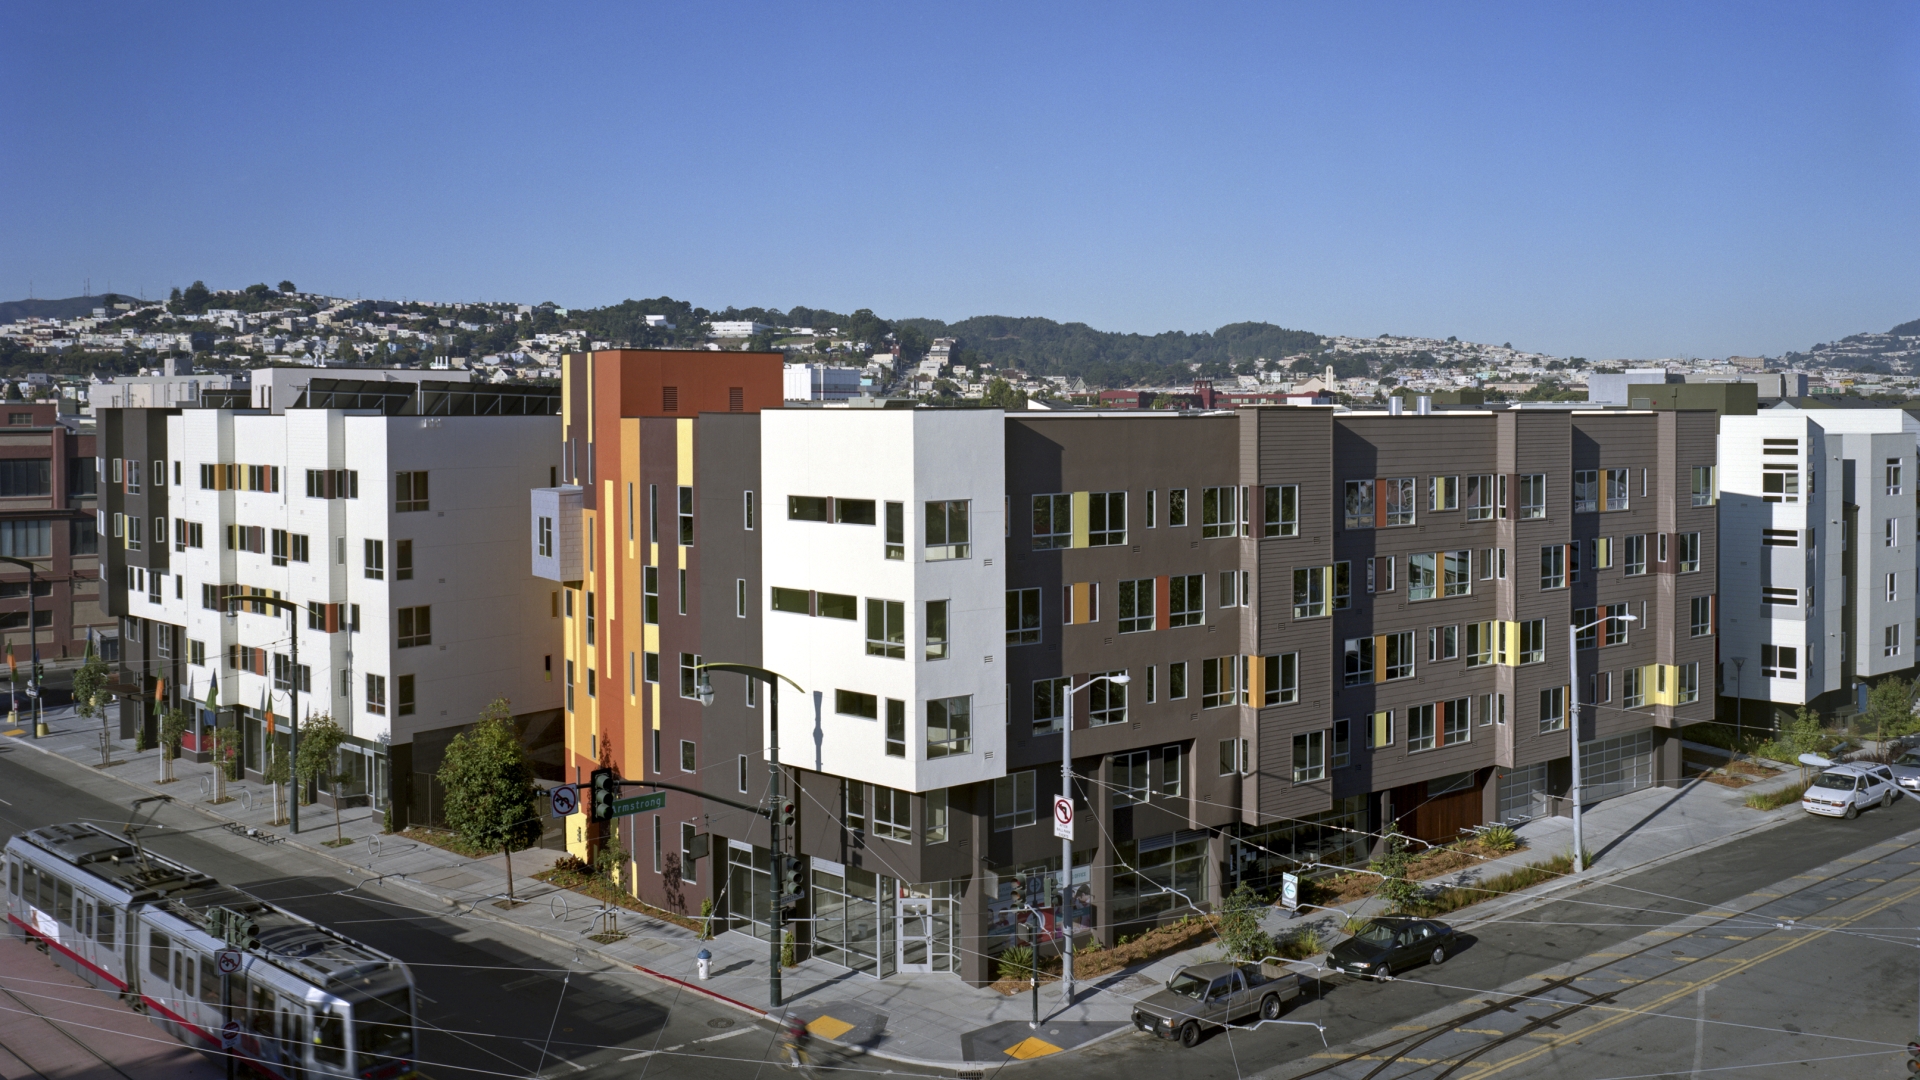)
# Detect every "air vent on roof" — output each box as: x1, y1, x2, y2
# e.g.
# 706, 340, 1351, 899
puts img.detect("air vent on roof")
663, 386, 678, 413
729, 387, 744, 412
